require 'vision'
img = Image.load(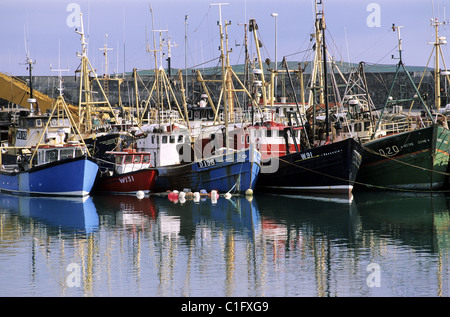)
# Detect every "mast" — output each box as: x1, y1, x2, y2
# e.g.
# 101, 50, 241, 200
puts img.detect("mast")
320, 8, 330, 143
98, 34, 113, 78
211, 2, 230, 151
431, 17, 448, 112
21, 40, 37, 114
371, 24, 433, 139
74, 12, 118, 132
249, 19, 268, 109
309, 0, 325, 108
